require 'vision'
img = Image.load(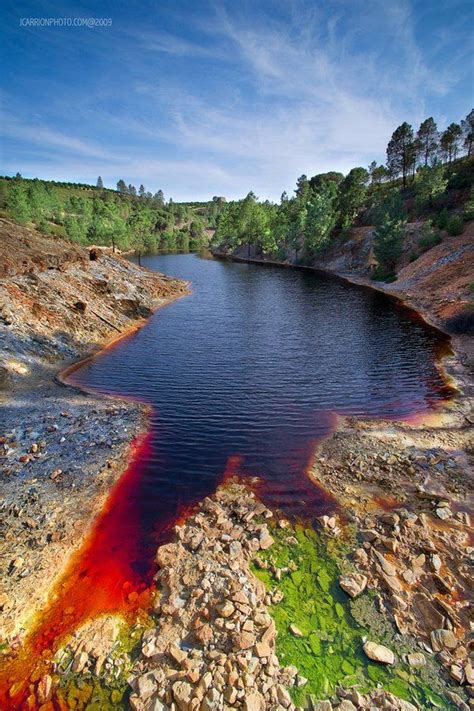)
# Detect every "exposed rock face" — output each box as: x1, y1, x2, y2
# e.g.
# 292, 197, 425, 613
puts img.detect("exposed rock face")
128, 483, 298, 711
